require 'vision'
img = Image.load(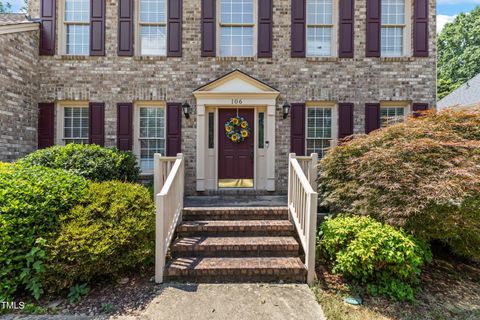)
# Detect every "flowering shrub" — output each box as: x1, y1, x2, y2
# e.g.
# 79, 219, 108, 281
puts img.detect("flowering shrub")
318, 215, 432, 302
319, 108, 480, 261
